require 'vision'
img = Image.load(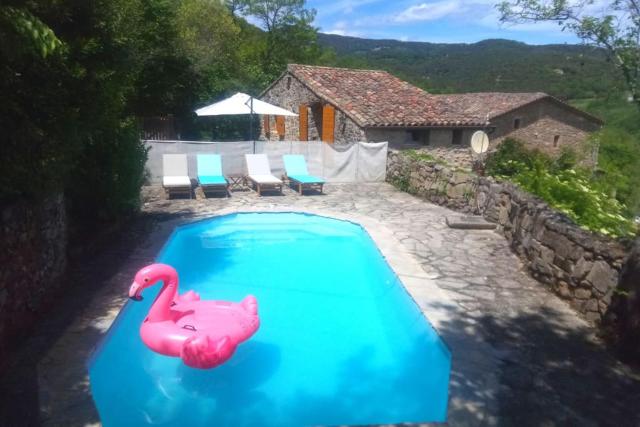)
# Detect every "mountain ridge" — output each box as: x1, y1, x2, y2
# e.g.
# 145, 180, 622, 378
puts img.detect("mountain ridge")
318, 33, 623, 100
